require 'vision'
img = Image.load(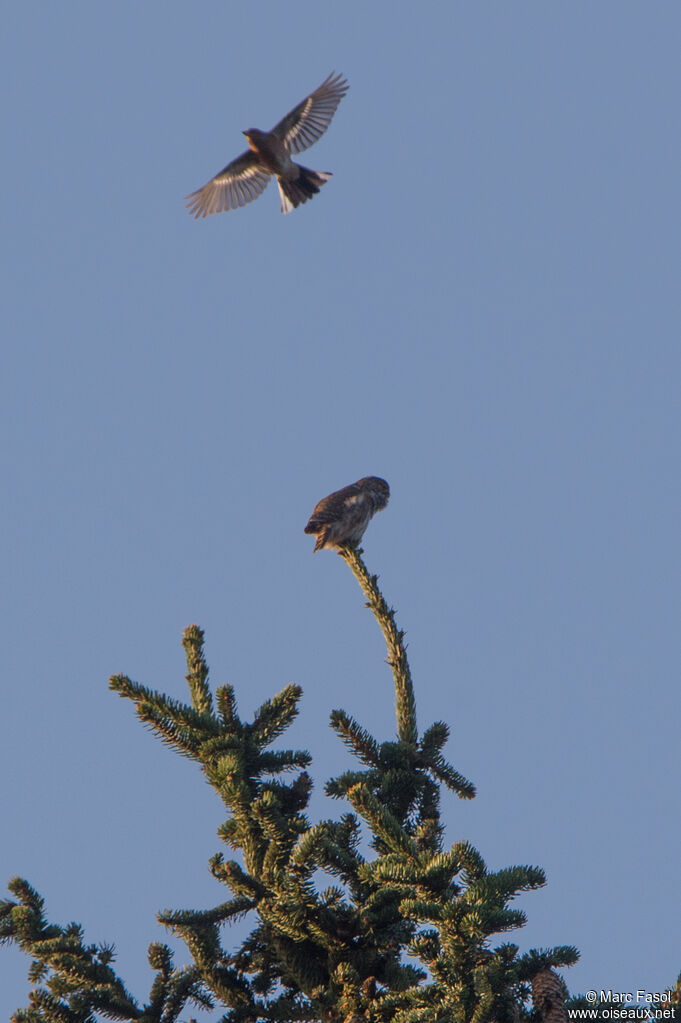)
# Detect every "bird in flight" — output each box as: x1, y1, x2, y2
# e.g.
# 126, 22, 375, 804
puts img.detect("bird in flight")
185, 72, 349, 218
305, 477, 390, 552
